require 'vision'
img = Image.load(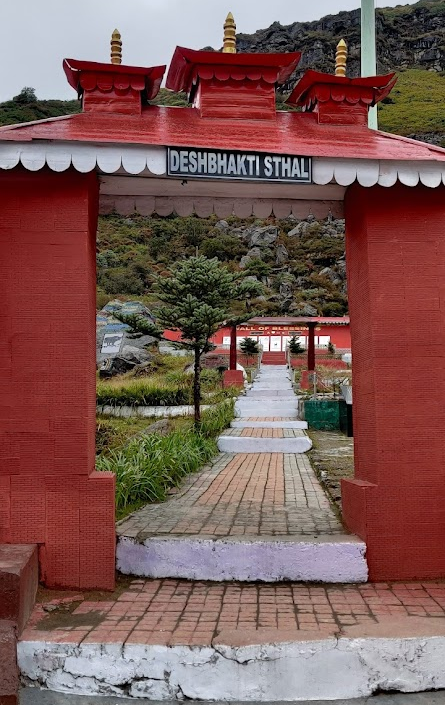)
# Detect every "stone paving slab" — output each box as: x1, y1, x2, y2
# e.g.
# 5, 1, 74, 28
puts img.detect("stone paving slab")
117, 452, 342, 540
231, 420, 308, 429
223, 428, 306, 437
20, 579, 445, 648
